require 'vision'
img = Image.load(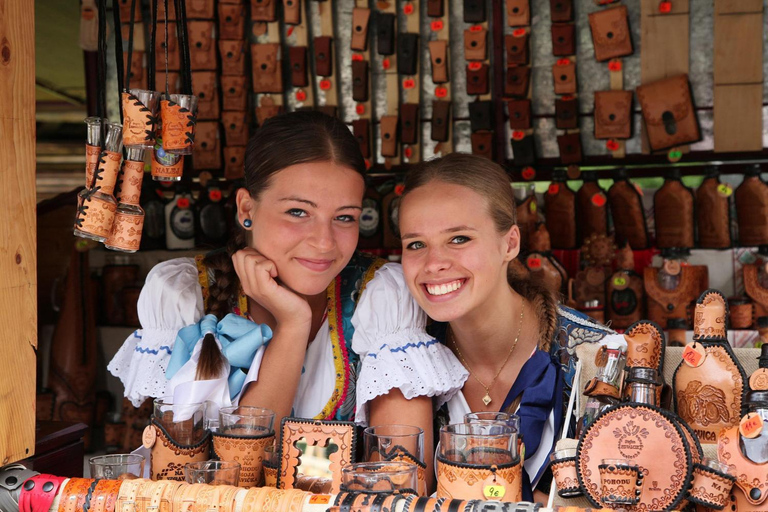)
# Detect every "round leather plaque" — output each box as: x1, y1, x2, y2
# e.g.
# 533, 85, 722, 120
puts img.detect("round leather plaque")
576, 404, 694, 511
